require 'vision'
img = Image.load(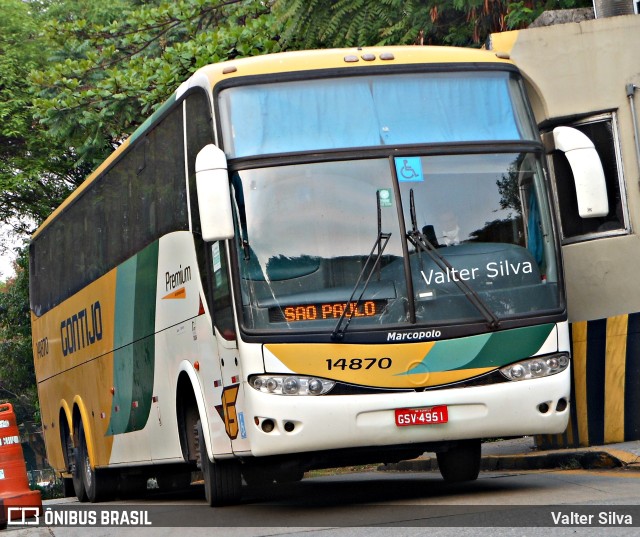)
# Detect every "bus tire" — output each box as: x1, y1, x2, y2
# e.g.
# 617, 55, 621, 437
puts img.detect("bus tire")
436, 439, 481, 483
76, 420, 116, 502
72, 421, 88, 502
196, 420, 241, 506
60, 417, 77, 498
